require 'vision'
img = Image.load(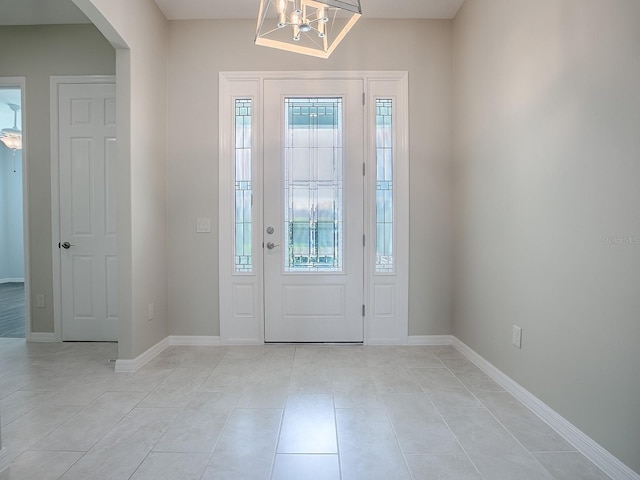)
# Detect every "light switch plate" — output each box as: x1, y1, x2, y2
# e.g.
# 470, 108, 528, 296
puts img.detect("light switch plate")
512, 325, 522, 348
196, 218, 211, 233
